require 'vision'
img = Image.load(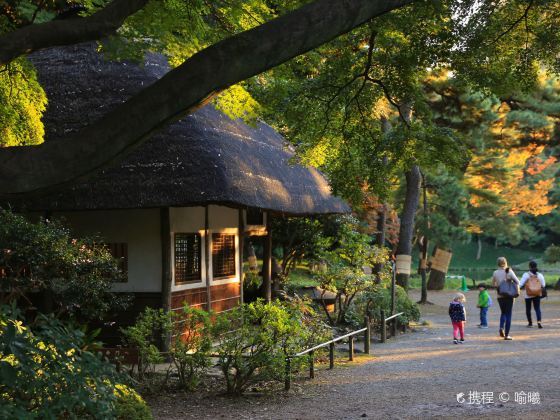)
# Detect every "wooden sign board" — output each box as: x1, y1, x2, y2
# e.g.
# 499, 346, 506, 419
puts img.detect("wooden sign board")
430, 248, 452, 273
395, 254, 412, 275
